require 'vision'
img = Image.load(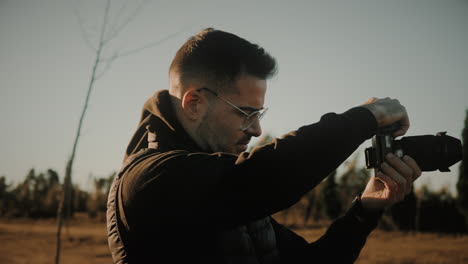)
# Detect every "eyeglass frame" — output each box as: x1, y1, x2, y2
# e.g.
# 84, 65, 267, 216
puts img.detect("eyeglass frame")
196, 87, 268, 131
